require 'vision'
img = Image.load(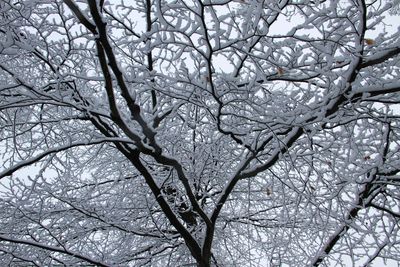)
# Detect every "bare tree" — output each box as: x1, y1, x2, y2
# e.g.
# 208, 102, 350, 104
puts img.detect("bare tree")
0, 0, 399, 266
